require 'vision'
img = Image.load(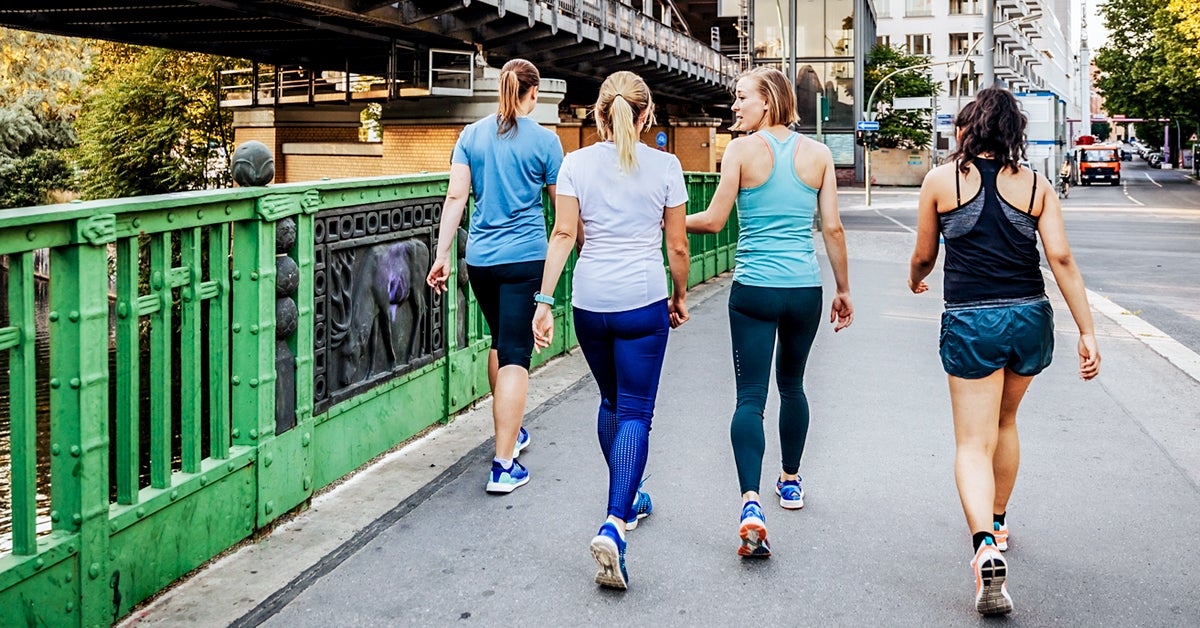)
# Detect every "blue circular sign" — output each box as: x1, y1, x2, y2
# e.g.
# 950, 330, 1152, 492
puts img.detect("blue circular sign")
655, 131, 668, 148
